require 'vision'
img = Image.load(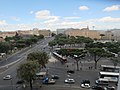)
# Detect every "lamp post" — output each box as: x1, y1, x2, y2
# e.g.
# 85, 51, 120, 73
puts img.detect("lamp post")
10, 78, 14, 90
5, 56, 8, 68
